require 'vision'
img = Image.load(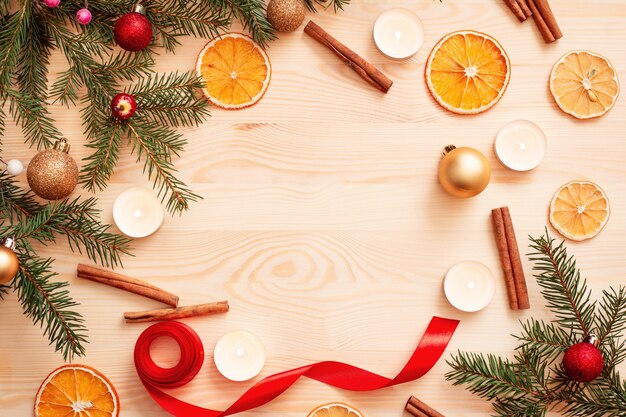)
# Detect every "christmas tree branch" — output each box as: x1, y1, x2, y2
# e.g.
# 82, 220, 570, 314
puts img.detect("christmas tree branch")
528, 232, 596, 337
3, 198, 131, 268
595, 287, 626, 345
80, 122, 125, 192
214, 0, 277, 47
131, 71, 210, 128
13, 250, 88, 362
516, 318, 573, 363
128, 122, 200, 214
446, 352, 542, 400
5, 88, 60, 149
0, 172, 42, 219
